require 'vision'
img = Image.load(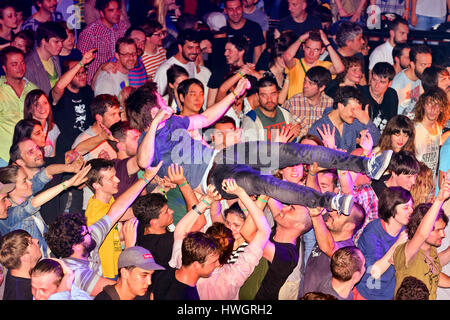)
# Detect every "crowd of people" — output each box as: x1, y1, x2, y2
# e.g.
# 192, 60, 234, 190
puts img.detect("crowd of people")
0, 0, 448, 302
